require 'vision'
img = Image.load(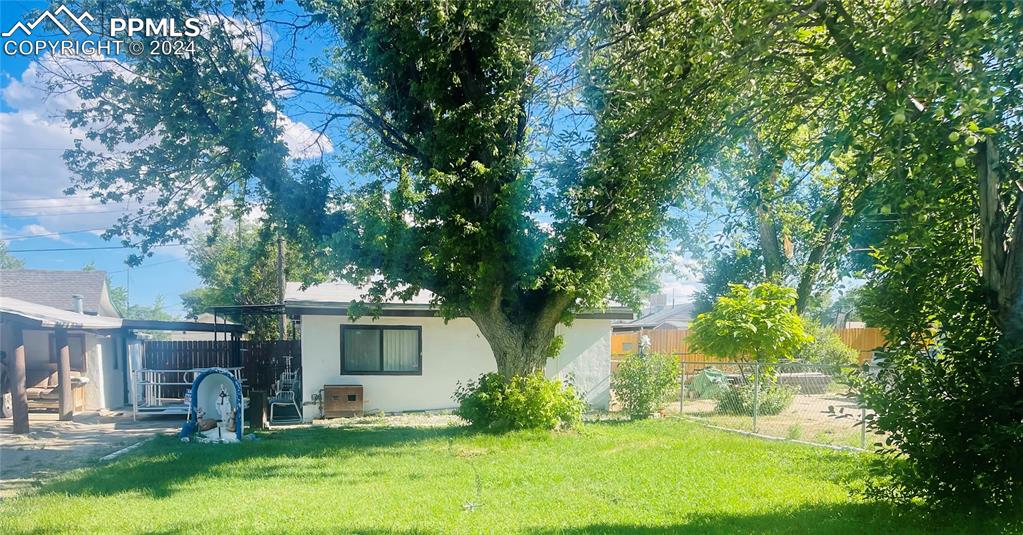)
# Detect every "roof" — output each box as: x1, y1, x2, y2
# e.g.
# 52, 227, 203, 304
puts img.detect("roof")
0, 296, 247, 333
0, 296, 123, 330
0, 269, 113, 316
613, 303, 696, 330
285, 281, 633, 319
